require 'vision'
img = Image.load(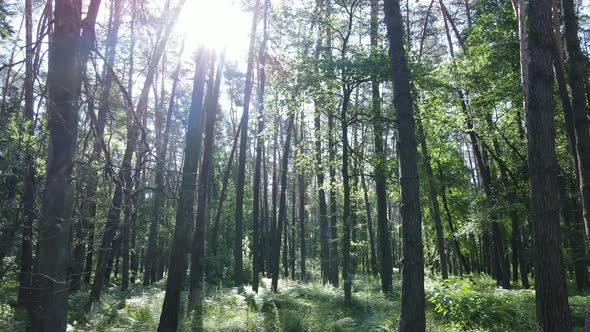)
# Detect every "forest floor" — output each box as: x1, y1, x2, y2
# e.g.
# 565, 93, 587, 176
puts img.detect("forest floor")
1, 272, 589, 331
